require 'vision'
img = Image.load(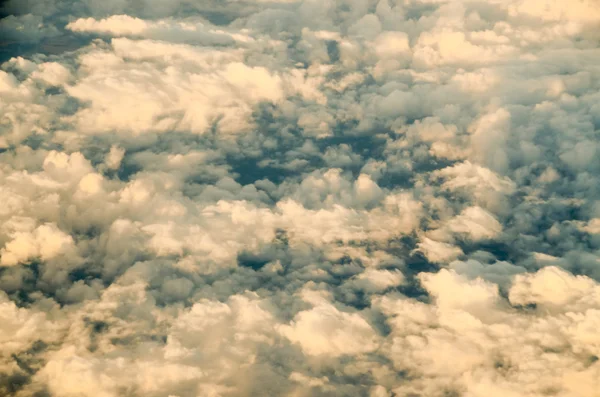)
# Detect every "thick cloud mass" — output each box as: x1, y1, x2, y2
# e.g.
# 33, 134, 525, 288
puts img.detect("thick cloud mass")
1, 0, 600, 396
